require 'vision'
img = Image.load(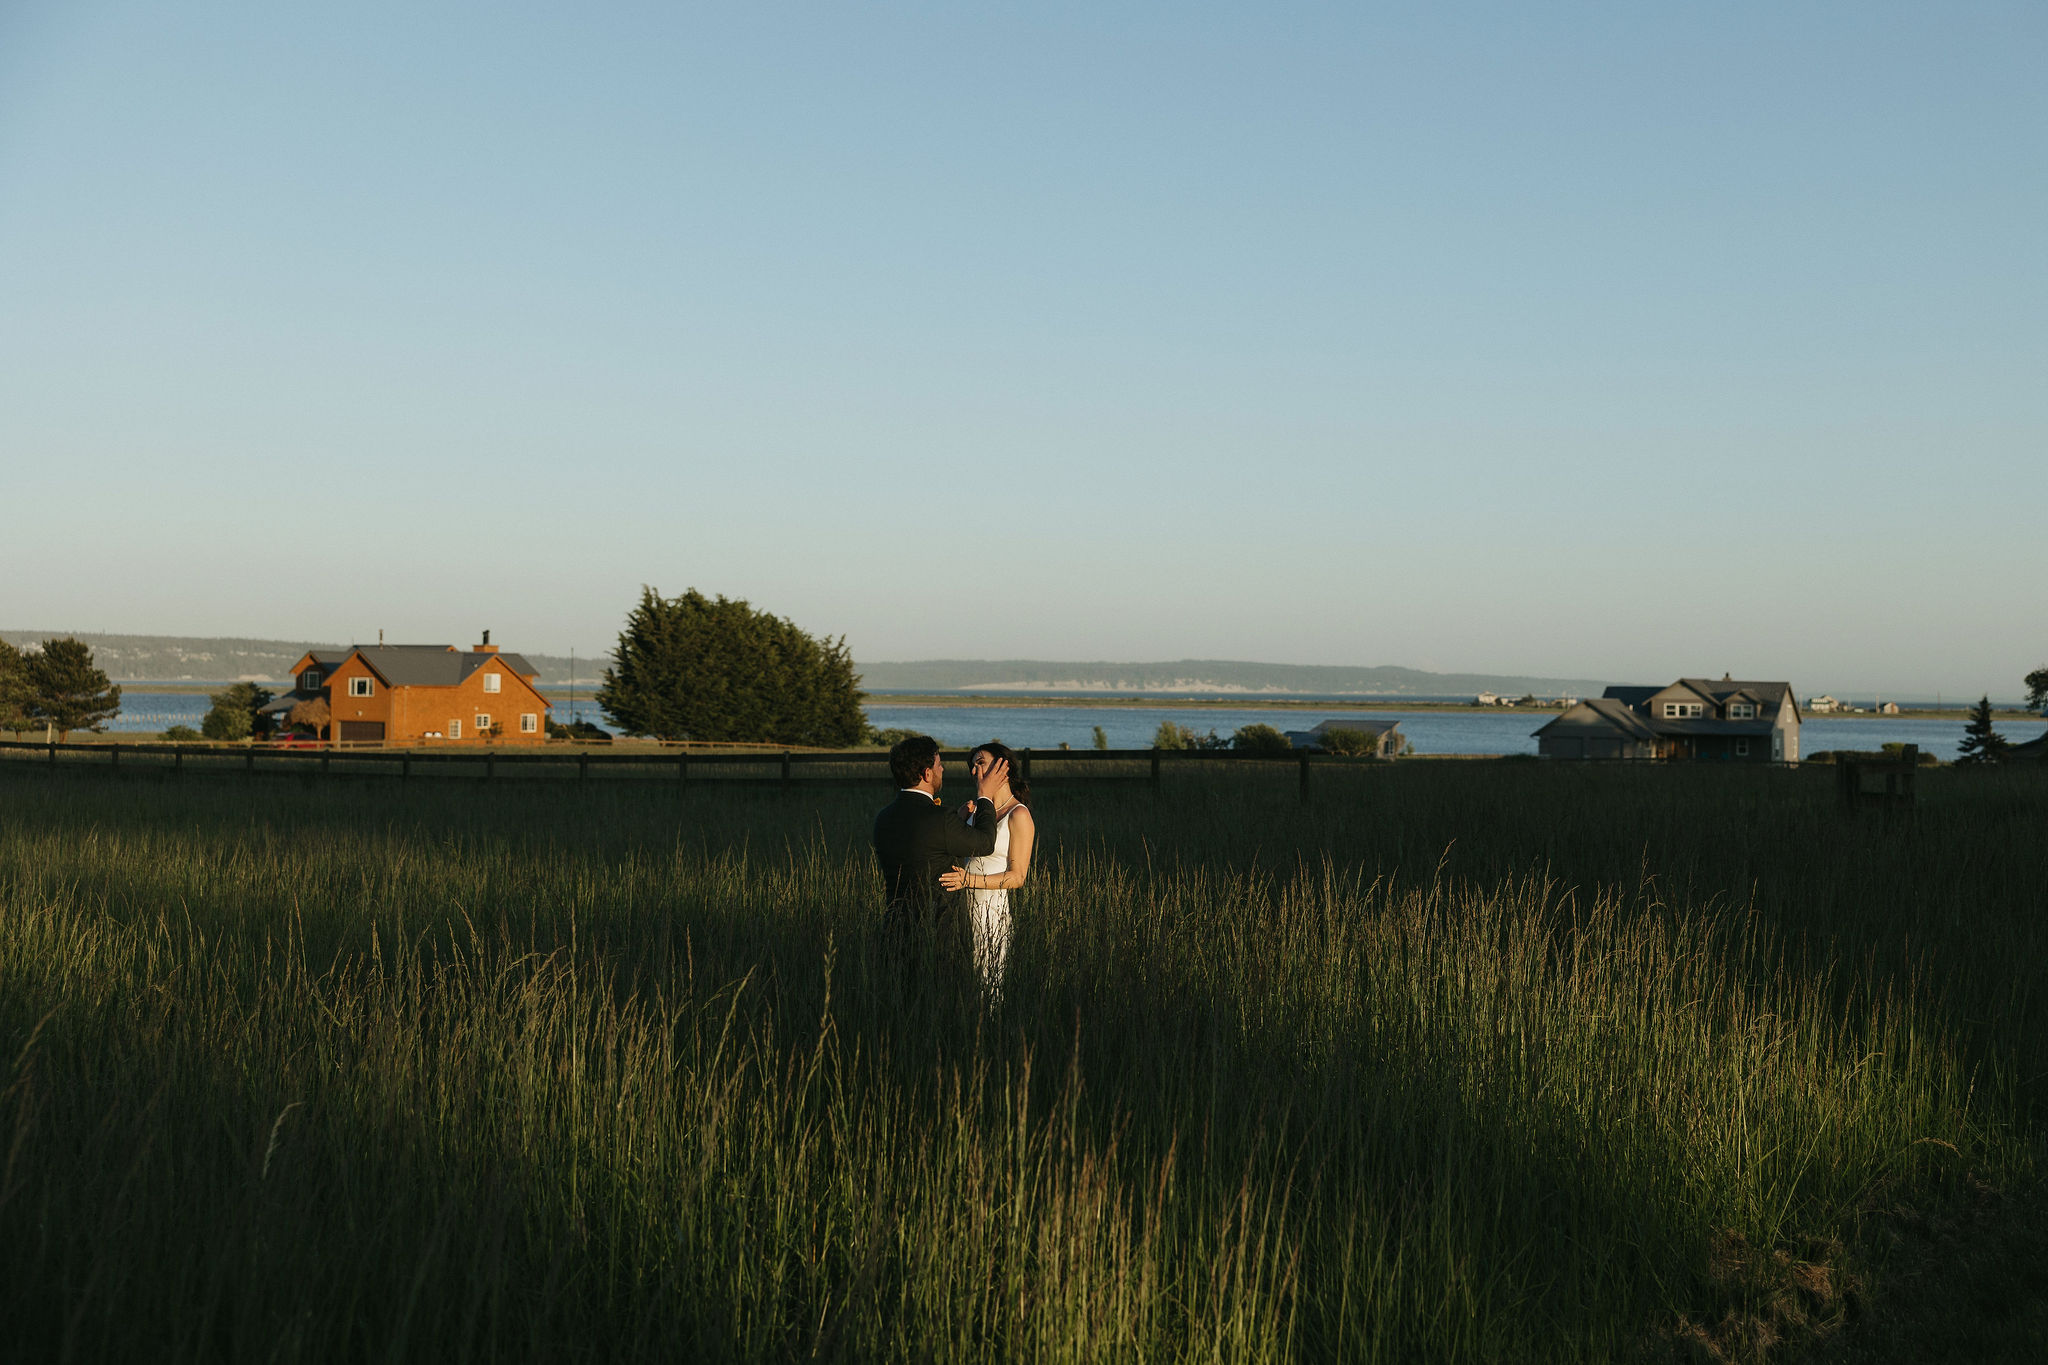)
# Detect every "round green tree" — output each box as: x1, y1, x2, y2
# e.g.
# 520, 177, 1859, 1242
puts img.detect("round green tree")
597, 586, 867, 746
